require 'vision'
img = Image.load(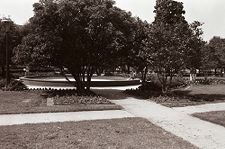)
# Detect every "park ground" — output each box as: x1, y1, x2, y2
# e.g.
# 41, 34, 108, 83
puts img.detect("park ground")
0, 118, 197, 149
1, 83, 225, 148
